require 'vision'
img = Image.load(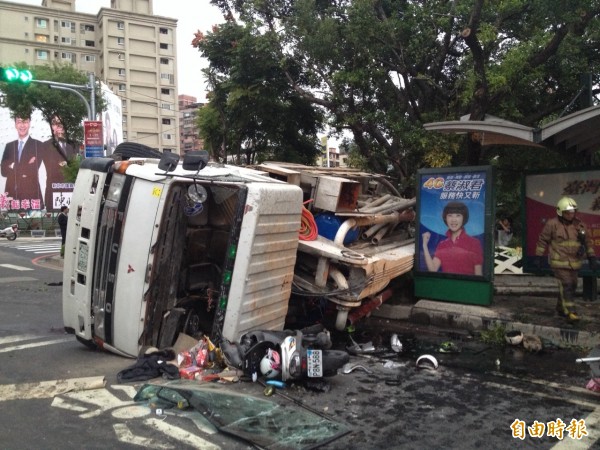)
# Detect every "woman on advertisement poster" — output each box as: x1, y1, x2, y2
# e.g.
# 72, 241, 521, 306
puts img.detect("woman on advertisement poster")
422, 201, 484, 275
